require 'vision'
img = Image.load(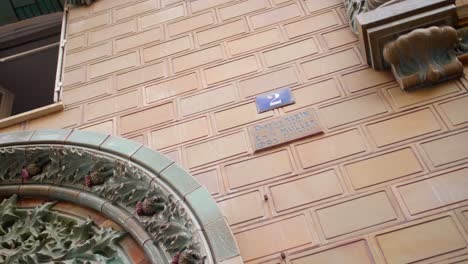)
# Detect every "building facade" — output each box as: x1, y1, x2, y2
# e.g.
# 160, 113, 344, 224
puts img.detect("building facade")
1, 0, 468, 263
